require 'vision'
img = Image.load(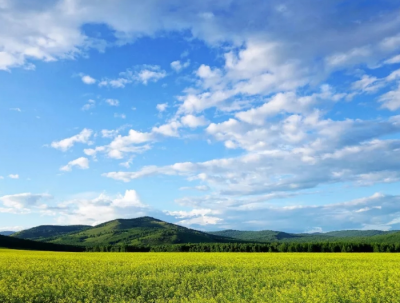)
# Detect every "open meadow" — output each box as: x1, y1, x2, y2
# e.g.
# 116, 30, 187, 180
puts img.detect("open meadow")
1, 249, 400, 302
